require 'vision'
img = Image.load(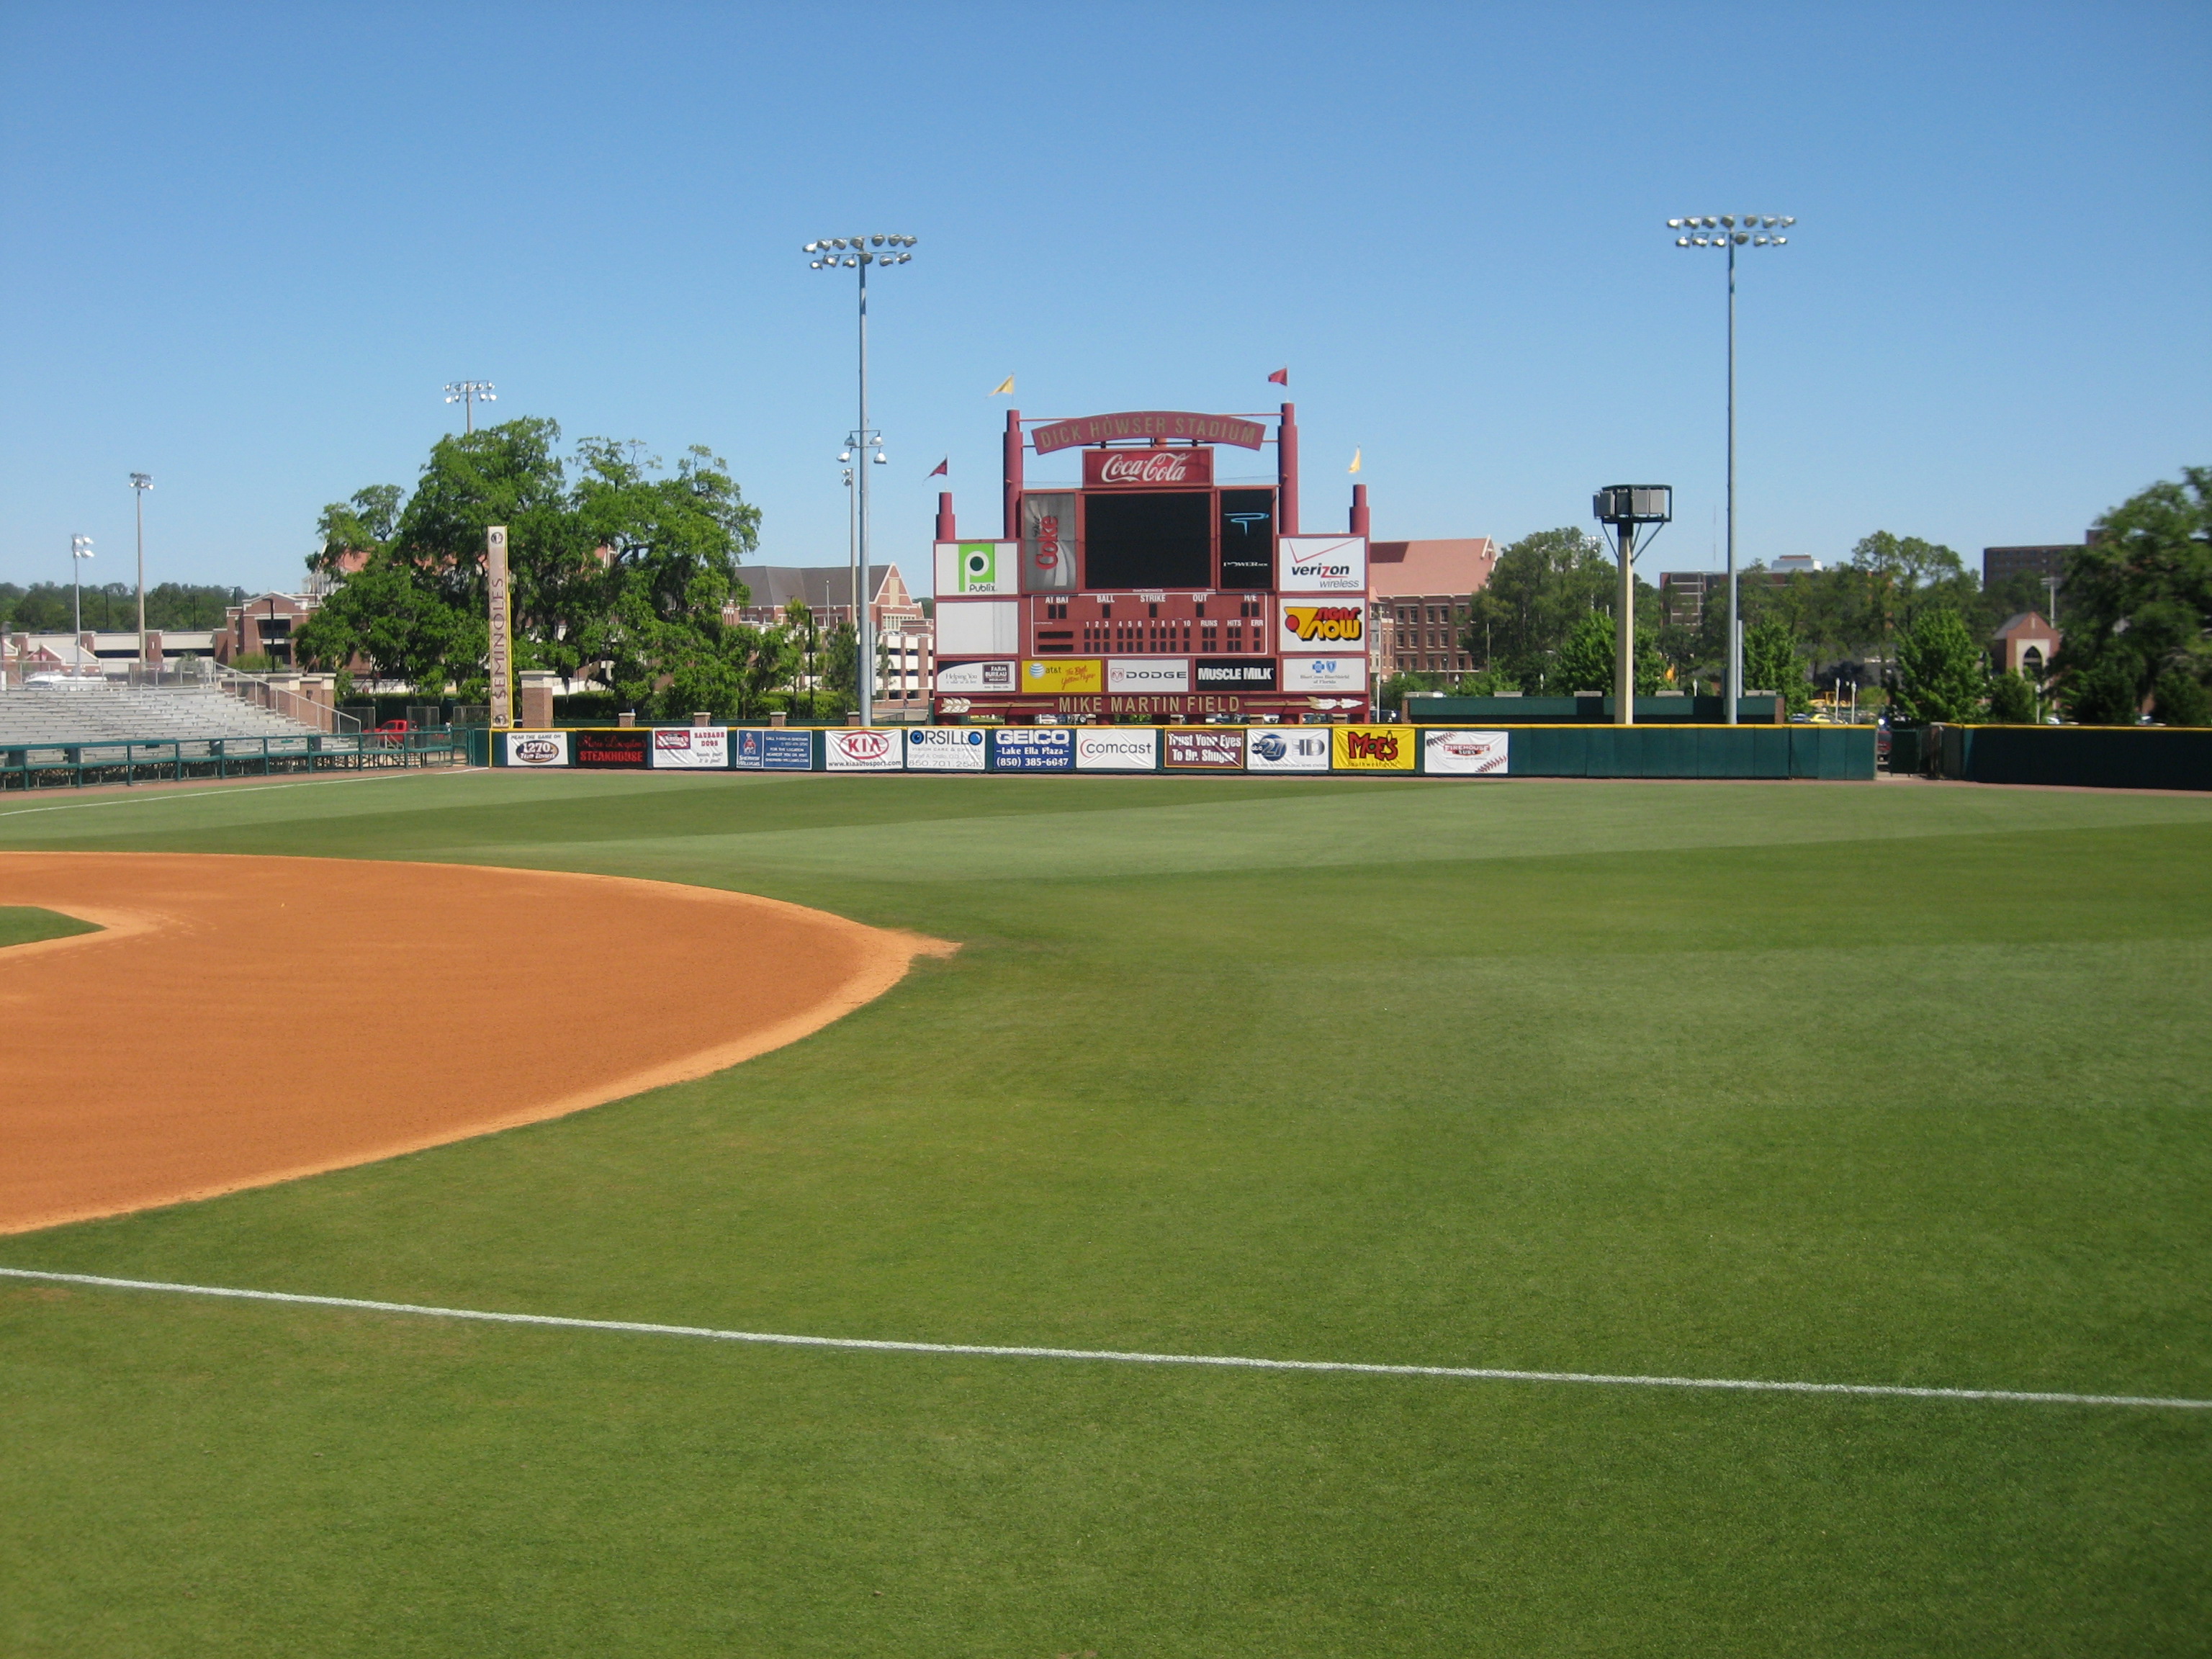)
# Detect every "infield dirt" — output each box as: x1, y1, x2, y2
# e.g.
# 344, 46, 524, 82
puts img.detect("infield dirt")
0, 853, 952, 1233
